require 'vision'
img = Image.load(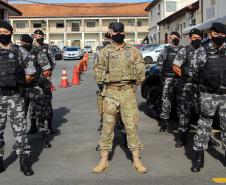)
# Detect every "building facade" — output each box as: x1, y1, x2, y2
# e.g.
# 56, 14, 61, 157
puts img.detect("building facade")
0, 0, 21, 20
145, 0, 198, 44
157, 1, 201, 45
9, 3, 149, 49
